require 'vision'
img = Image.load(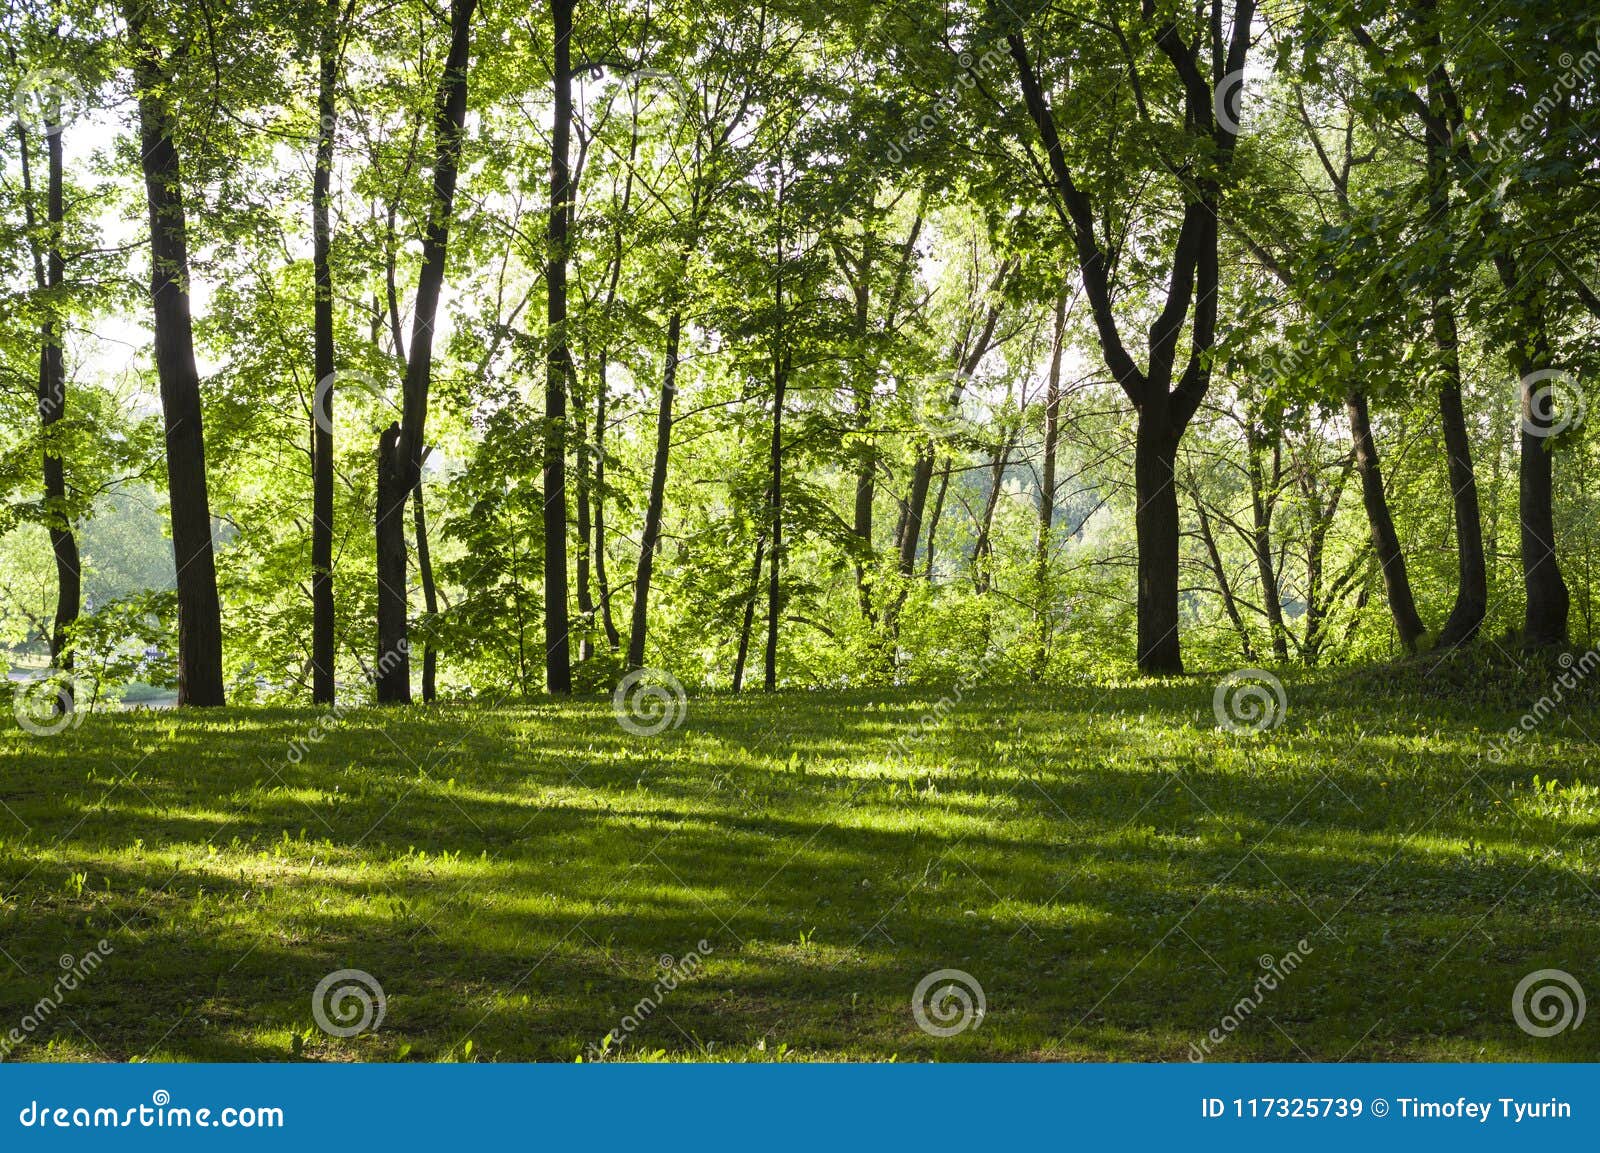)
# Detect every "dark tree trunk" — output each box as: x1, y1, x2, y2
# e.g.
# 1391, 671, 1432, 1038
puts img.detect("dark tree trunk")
1513, 351, 1571, 646
573, 368, 595, 660
765, 354, 787, 692
128, 8, 225, 706
1491, 264, 1570, 646
973, 424, 1017, 594
1432, 301, 1487, 648
733, 533, 766, 692
311, 0, 339, 705
376, 0, 476, 701
1034, 292, 1065, 671
627, 309, 682, 669
593, 367, 620, 650
21, 97, 82, 700
1421, 90, 1487, 650
375, 423, 411, 700
1134, 403, 1183, 673
1192, 490, 1255, 661
542, 0, 574, 693
1245, 420, 1289, 663
922, 462, 950, 581
1345, 388, 1427, 652
414, 471, 438, 700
